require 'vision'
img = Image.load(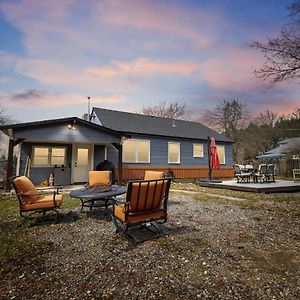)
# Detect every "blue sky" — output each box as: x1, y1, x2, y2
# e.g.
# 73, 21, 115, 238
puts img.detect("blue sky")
0, 0, 298, 123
